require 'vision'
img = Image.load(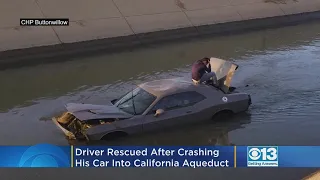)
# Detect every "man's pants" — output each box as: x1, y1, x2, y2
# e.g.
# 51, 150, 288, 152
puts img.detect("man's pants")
193, 72, 218, 86
200, 72, 218, 83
